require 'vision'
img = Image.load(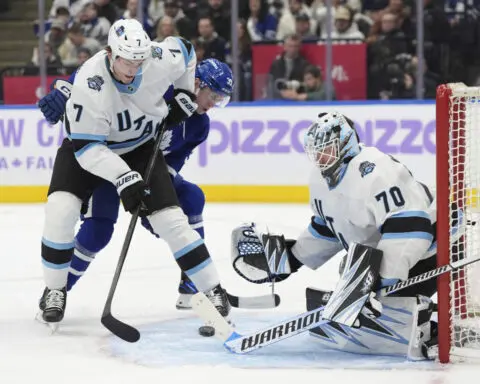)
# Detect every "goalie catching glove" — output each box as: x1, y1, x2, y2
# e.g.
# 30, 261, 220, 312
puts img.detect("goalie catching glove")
231, 223, 302, 284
